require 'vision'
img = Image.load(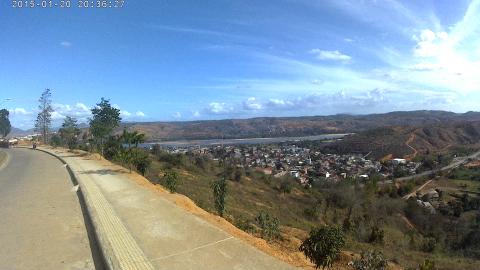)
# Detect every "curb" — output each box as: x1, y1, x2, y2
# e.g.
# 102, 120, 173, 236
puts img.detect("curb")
34, 147, 155, 270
